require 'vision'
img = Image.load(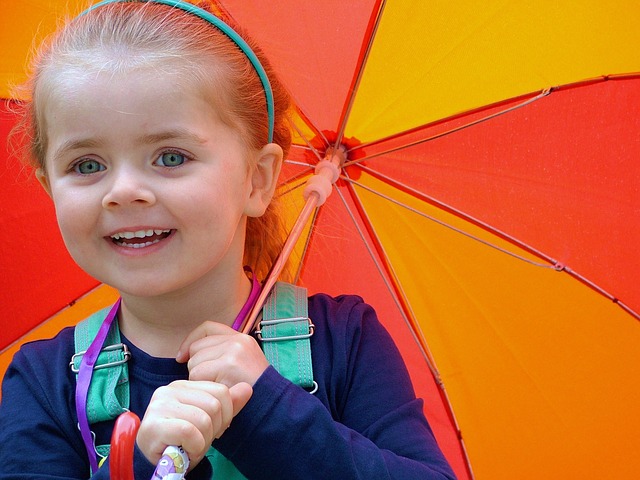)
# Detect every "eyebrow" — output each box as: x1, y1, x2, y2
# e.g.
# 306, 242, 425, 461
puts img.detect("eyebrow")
51, 138, 103, 164
137, 129, 209, 146
50, 129, 209, 163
